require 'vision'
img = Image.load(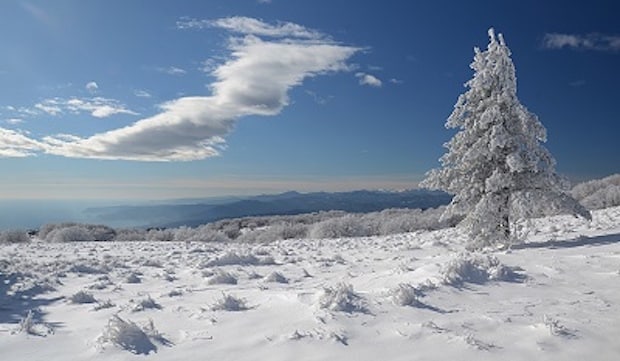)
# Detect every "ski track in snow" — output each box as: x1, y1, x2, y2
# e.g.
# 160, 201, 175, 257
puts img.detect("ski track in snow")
1, 206, 620, 360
